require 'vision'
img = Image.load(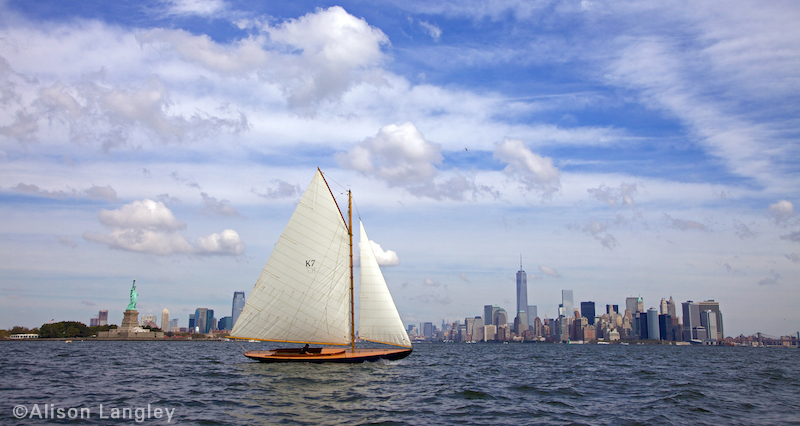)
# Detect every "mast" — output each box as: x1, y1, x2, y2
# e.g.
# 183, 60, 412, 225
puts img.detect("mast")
348, 189, 355, 352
